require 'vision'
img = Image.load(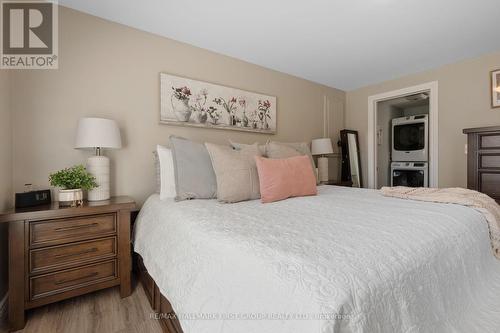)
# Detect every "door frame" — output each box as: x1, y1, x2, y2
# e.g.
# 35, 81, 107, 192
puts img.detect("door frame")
367, 81, 439, 189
